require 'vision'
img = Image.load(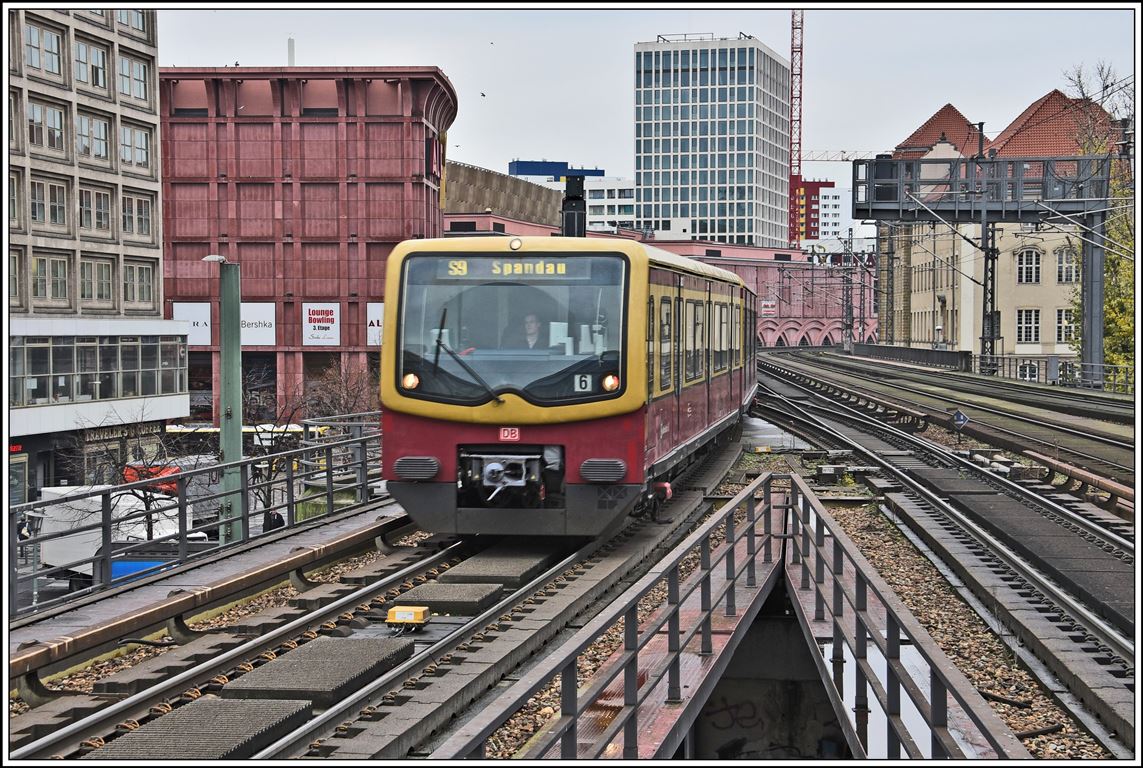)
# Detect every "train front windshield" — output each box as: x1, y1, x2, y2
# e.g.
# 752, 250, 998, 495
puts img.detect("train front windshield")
398, 253, 627, 404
